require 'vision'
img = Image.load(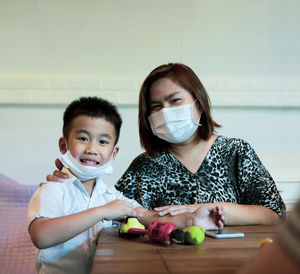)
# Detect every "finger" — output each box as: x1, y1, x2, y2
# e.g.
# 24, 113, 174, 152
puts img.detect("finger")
55, 158, 64, 170
158, 210, 169, 216
129, 209, 137, 217
46, 174, 62, 182
154, 206, 171, 211
170, 208, 191, 216
53, 170, 69, 179
218, 220, 224, 228
218, 206, 225, 216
